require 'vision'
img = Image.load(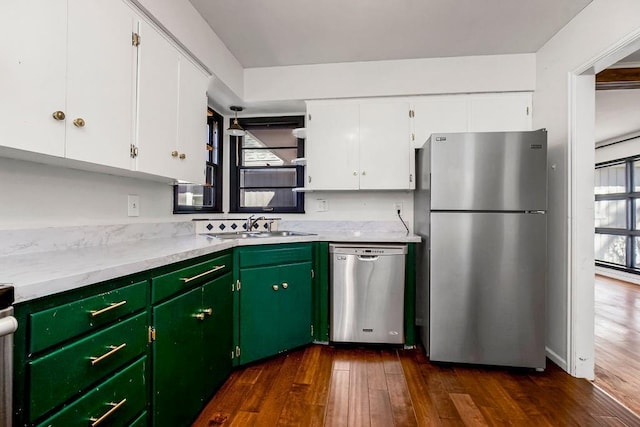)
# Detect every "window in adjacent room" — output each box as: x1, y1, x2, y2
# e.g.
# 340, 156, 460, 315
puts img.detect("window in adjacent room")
594, 156, 640, 271
229, 116, 305, 213
173, 108, 223, 213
